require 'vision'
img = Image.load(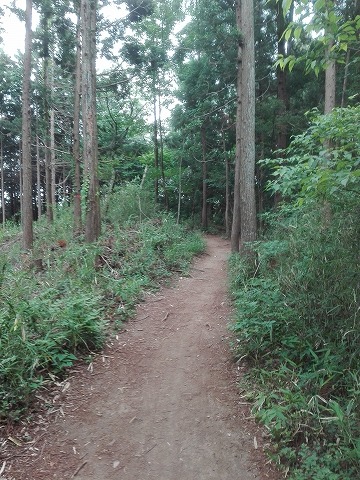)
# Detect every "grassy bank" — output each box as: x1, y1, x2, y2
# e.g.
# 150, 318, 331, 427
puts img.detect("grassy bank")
0, 184, 205, 421
229, 205, 360, 479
